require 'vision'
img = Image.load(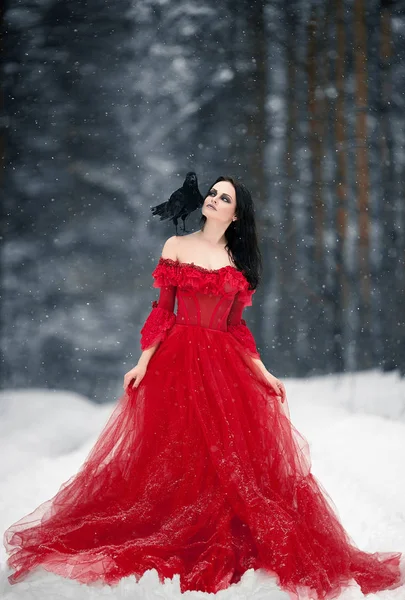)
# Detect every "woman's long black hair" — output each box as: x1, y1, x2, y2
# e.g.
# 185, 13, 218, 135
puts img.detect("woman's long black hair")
199, 175, 262, 290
